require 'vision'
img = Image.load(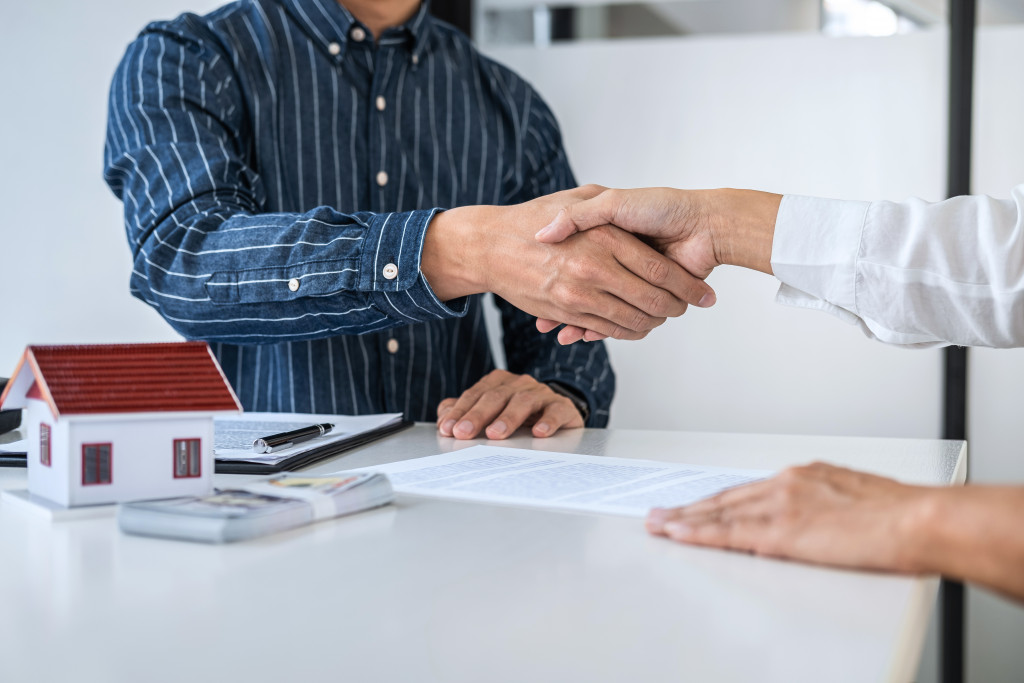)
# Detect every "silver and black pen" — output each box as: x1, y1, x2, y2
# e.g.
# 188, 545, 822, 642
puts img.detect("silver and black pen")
252, 422, 334, 454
